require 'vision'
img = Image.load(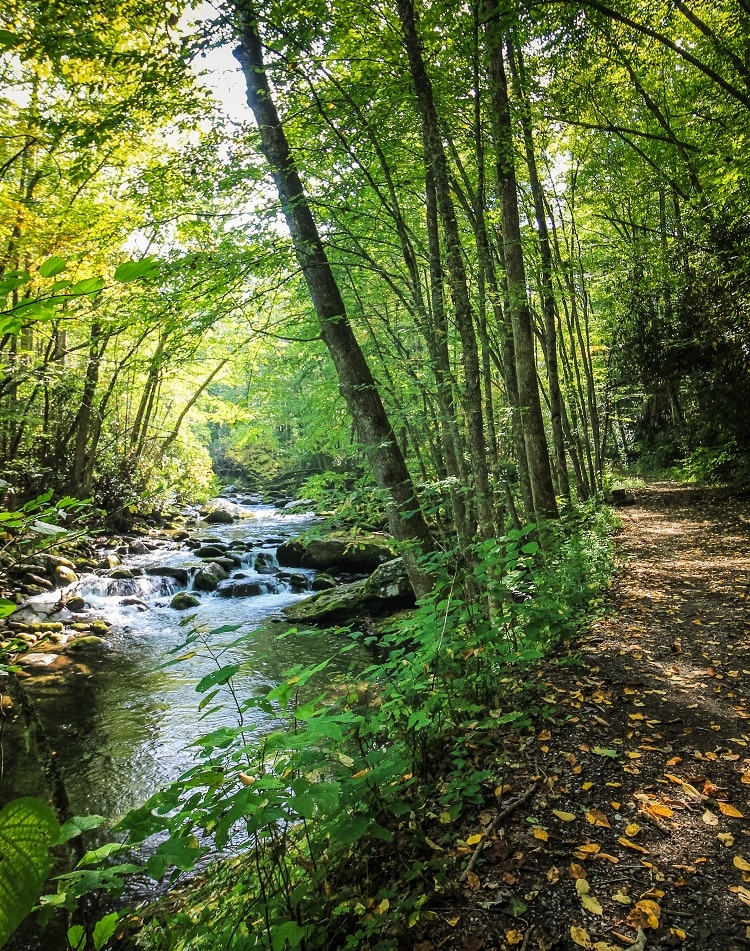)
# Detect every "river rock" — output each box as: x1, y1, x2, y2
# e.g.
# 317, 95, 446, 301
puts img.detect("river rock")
65, 595, 86, 611
195, 544, 228, 558
68, 635, 107, 651
311, 573, 336, 592
193, 562, 229, 591
99, 554, 122, 569
170, 592, 201, 610
108, 567, 135, 579
201, 499, 256, 523
216, 579, 270, 598
276, 533, 396, 573
145, 565, 190, 586
20, 652, 59, 667
54, 565, 78, 586
283, 558, 413, 626
24, 573, 53, 590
